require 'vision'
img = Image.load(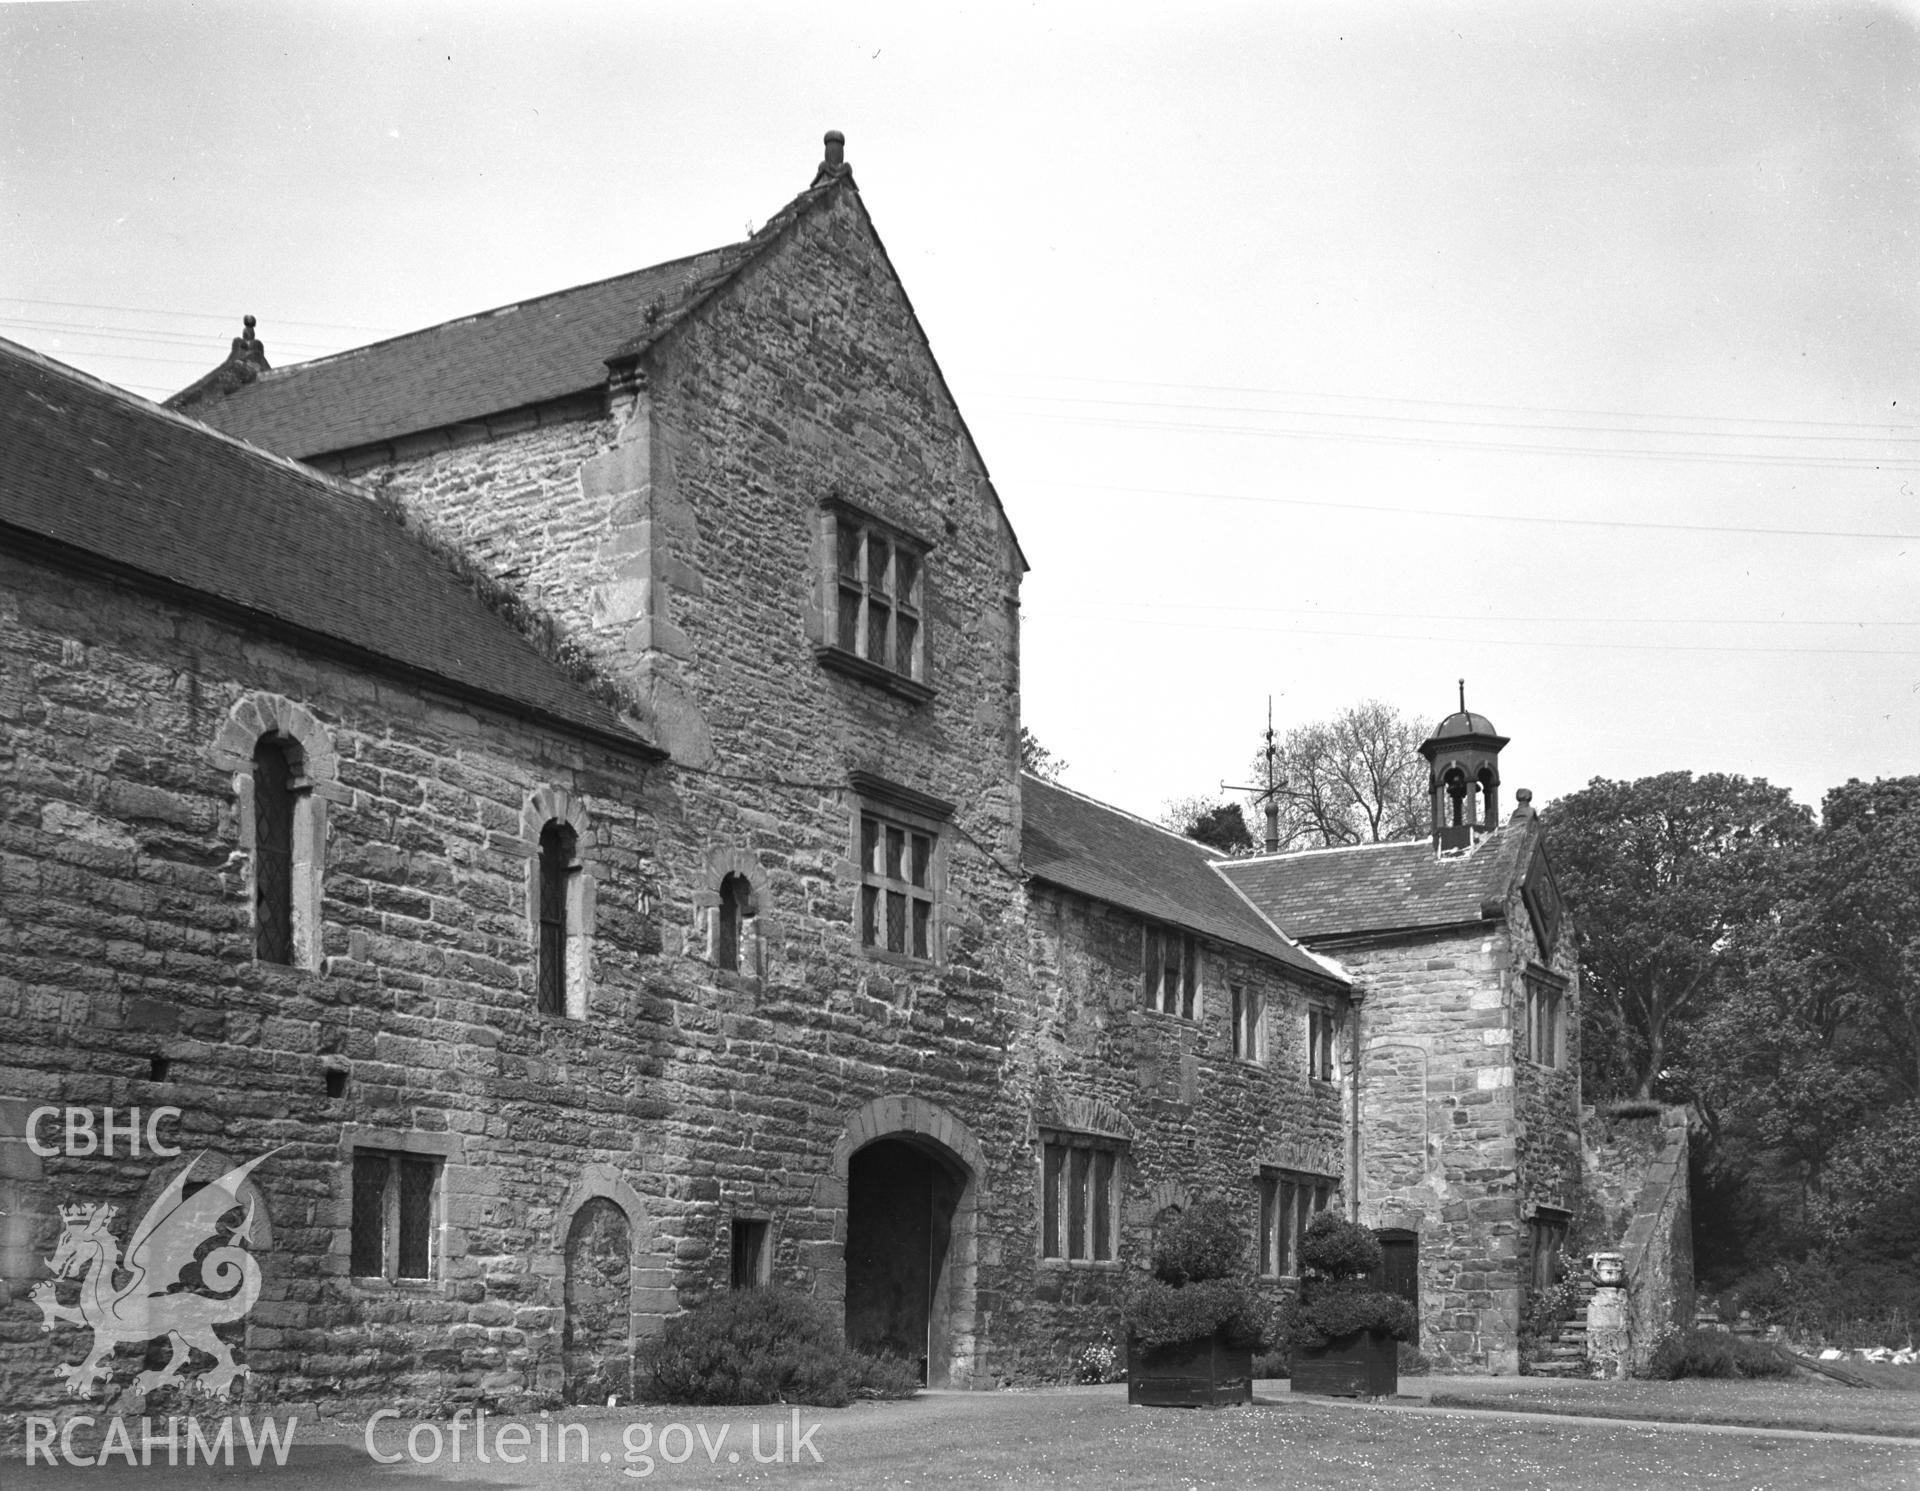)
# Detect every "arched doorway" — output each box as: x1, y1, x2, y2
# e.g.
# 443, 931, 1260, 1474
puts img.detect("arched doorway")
563, 1198, 632, 1403
828, 1097, 985, 1388
844, 1136, 965, 1386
